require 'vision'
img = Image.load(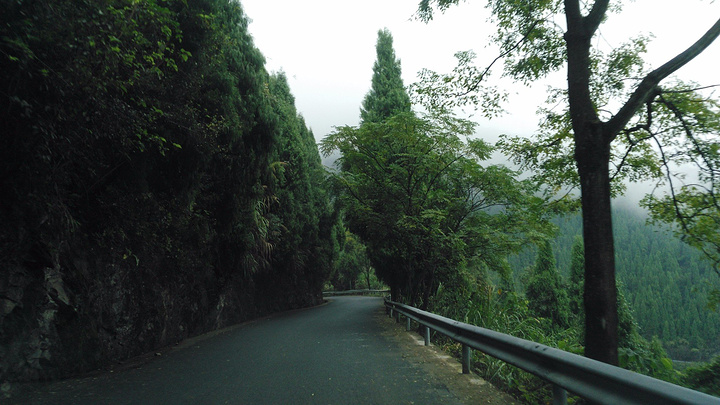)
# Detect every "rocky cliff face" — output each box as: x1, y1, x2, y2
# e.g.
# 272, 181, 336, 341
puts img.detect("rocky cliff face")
0, 0, 333, 387
1, 265, 77, 381
0, 242, 321, 383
